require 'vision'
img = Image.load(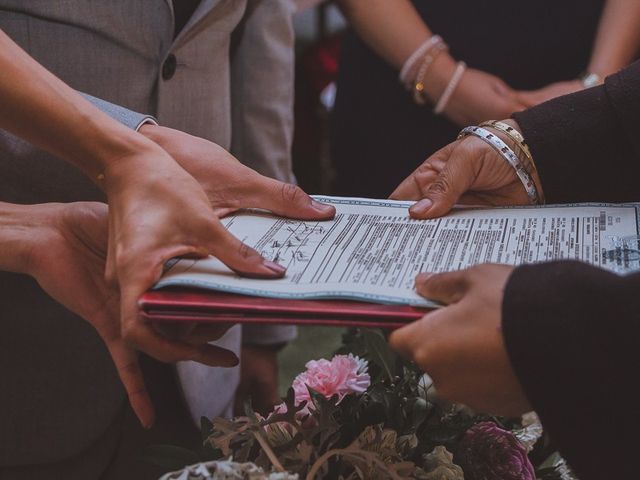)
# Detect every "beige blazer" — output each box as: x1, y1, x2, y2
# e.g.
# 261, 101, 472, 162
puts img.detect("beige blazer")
0, 0, 296, 466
